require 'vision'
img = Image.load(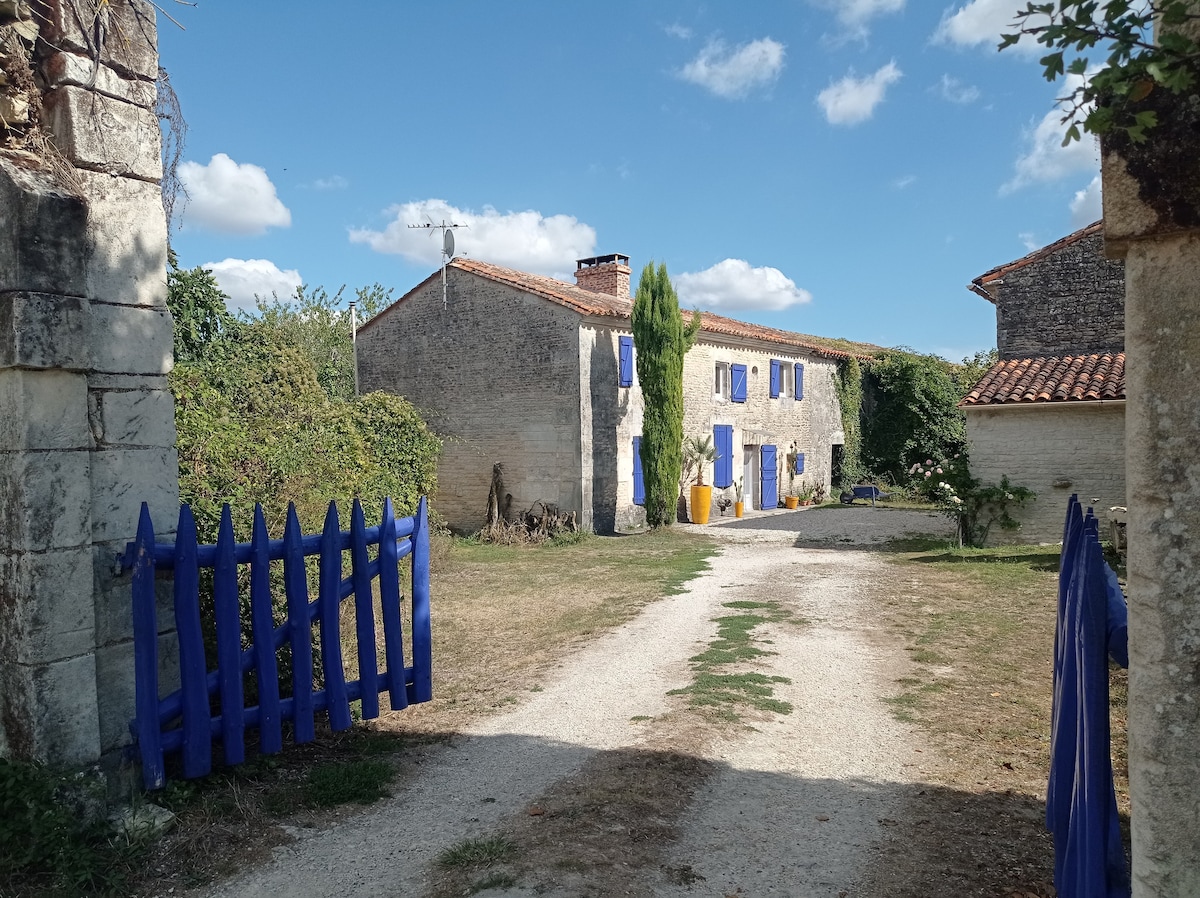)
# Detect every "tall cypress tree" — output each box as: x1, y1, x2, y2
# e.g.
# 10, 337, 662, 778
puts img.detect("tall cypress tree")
631, 262, 700, 527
